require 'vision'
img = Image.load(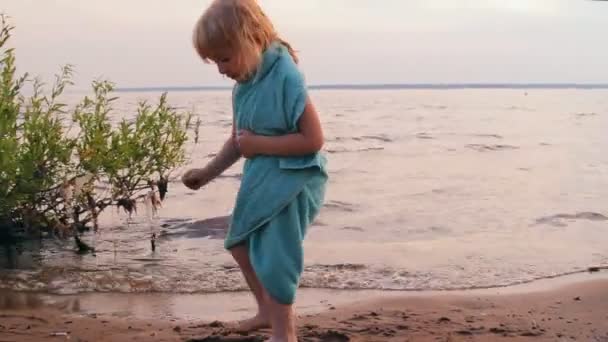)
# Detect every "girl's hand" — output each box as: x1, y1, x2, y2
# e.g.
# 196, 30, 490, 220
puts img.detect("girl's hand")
236, 130, 258, 158
182, 168, 207, 190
